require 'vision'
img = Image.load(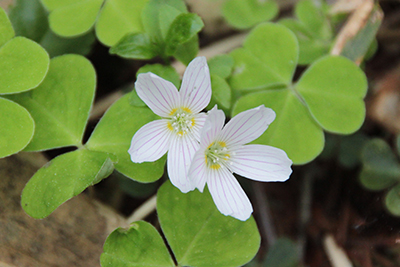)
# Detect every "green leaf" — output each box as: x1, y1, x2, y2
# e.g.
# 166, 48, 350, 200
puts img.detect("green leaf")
338, 132, 369, 168
110, 33, 158, 60
0, 7, 15, 47
101, 221, 175, 267
40, 0, 81, 10
141, 0, 187, 42
295, 0, 331, 40
208, 54, 234, 79
8, 0, 48, 42
0, 97, 34, 158
8, 54, 96, 151
157, 181, 260, 267
207, 74, 232, 111
137, 64, 180, 88
222, 0, 278, 29
385, 184, 400, 217
21, 149, 114, 218
165, 13, 203, 55
359, 139, 400, 191
86, 93, 166, 183
279, 18, 330, 65
47, 0, 103, 37
229, 23, 299, 91
296, 56, 368, 134
263, 238, 298, 267
40, 30, 96, 58
232, 89, 324, 164
95, 0, 149, 47
0, 37, 49, 94
173, 34, 199, 65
